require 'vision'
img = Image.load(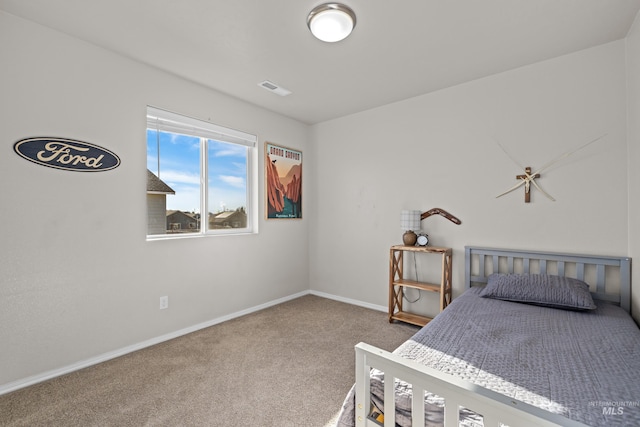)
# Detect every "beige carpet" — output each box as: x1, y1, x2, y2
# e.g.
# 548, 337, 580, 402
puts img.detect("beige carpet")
0, 295, 419, 427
